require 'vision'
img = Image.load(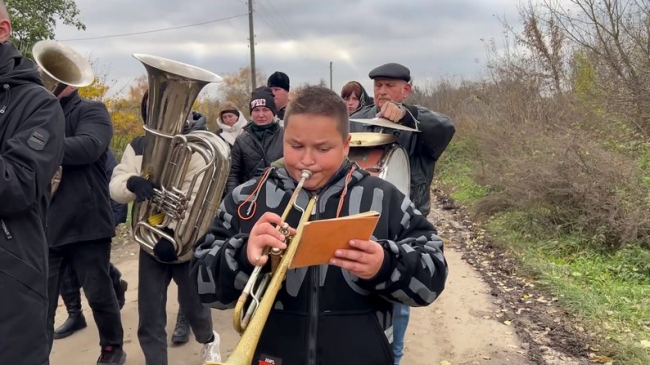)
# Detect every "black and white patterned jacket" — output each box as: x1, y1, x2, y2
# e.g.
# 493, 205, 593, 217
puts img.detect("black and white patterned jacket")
191, 160, 447, 365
